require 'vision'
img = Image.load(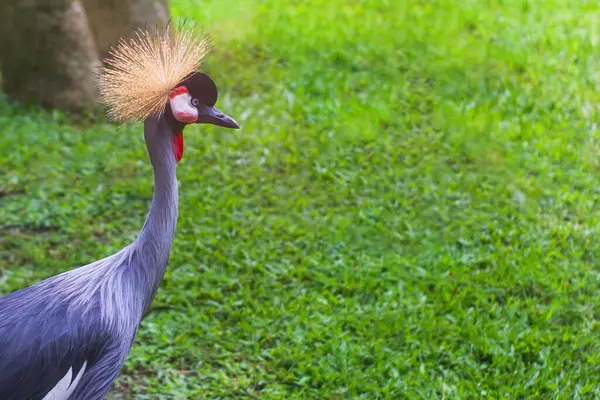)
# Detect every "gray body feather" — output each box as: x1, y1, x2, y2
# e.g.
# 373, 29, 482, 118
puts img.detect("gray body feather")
0, 116, 178, 399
